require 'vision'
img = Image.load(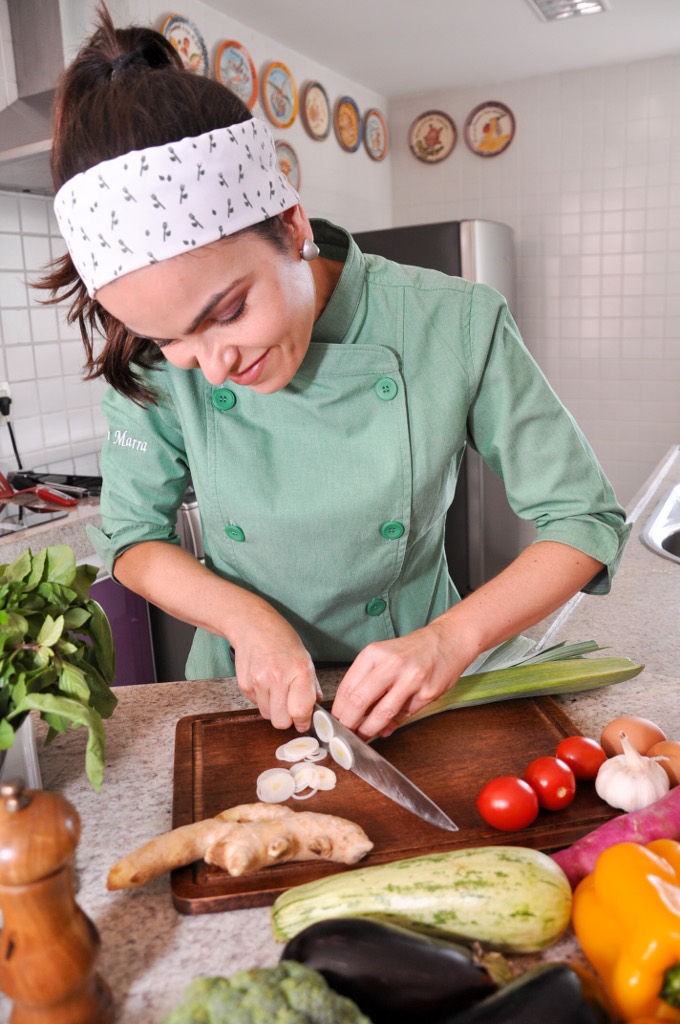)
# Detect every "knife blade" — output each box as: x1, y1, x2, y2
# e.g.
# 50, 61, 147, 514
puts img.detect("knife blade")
313, 703, 458, 832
